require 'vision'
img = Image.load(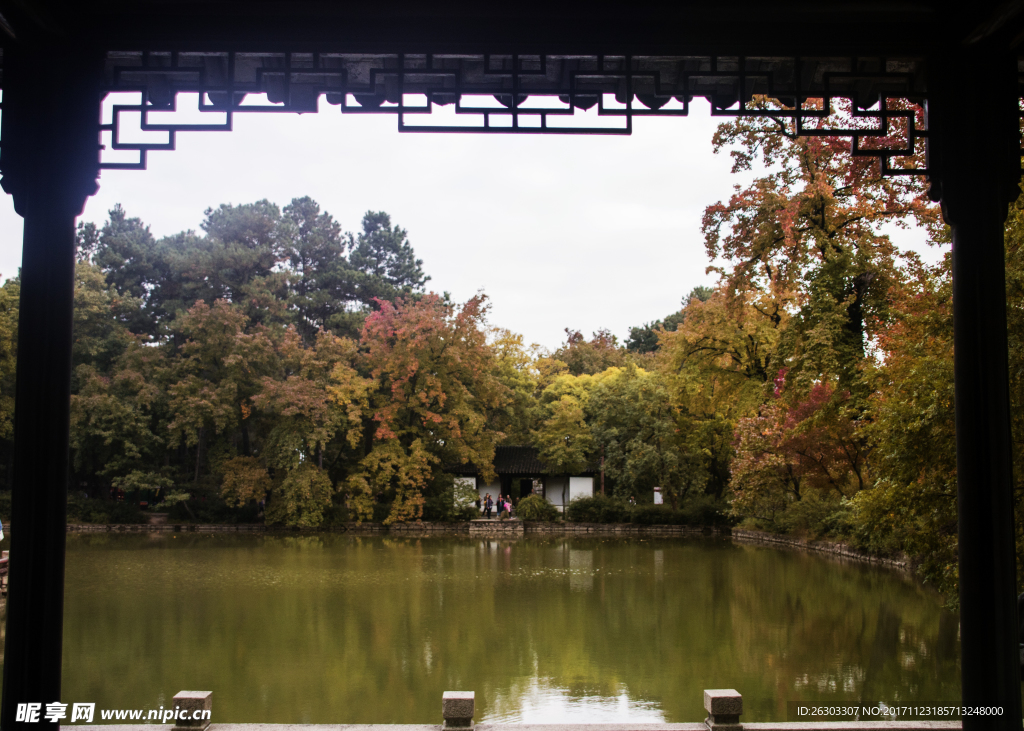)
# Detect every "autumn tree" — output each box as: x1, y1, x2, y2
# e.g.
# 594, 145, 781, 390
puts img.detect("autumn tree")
850, 191, 1024, 603
550, 328, 626, 376
347, 294, 508, 524
695, 98, 938, 532
730, 380, 870, 531
0, 277, 19, 488
704, 98, 937, 391
657, 286, 784, 497
162, 299, 279, 482
221, 329, 371, 527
